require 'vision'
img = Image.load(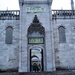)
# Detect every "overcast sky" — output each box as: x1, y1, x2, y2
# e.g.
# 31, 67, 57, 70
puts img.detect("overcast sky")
0, 0, 75, 10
